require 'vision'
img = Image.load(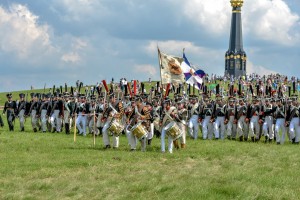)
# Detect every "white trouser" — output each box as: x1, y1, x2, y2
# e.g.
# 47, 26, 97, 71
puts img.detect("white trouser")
64, 110, 70, 124
18, 109, 25, 128
76, 112, 87, 135
147, 123, 154, 140
31, 110, 39, 129
88, 115, 98, 134
128, 130, 147, 151
226, 116, 237, 138
50, 110, 61, 131
237, 116, 248, 138
41, 109, 48, 132
161, 125, 173, 153
249, 116, 260, 138
274, 118, 286, 144
263, 116, 274, 139
214, 116, 225, 139
289, 118, 300, 142
202, 116, 213, 140
178, 122, 186, 144
188, 115, 199, 139
102, 120, 119, 147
